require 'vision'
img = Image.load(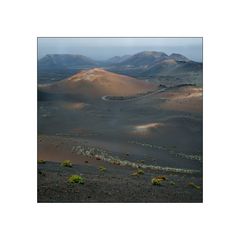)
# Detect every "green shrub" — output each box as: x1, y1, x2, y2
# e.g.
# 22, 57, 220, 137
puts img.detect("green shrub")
188, 182, 200, 190
131, 169, 144, 176
68, 175, 84, 184
151, 177, 162, 185
99, 166, 106, 172
137, 169, 144, 174
61, 160, 72, 167
37, 159, 46, 164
